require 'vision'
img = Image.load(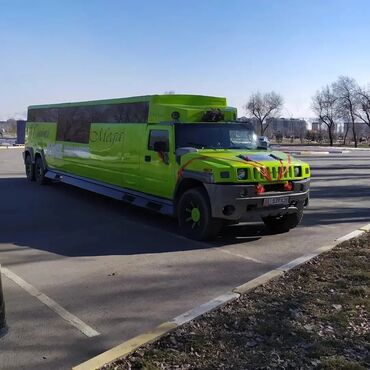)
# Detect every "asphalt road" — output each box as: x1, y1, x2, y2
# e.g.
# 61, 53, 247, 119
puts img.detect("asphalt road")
1, 148, 370, 370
